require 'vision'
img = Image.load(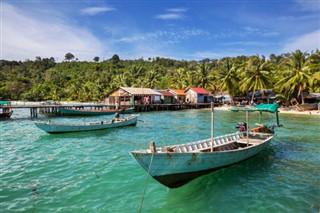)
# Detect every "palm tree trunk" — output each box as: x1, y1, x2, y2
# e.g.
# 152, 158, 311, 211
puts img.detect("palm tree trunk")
230, 95, 235, 106
251, 91, 255, 105
298, 84, 305, 105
